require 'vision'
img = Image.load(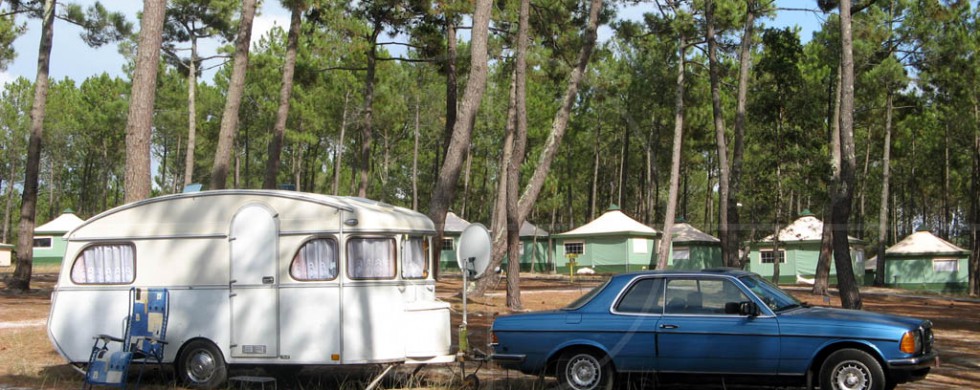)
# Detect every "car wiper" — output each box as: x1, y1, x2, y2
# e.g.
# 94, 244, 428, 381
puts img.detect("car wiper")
778, 303, 803, 312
